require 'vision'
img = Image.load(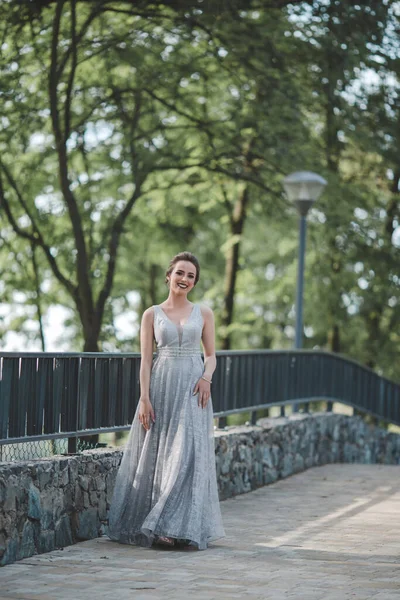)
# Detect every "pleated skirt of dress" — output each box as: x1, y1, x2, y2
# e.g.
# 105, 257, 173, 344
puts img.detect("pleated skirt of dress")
107, 353, 225, 550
